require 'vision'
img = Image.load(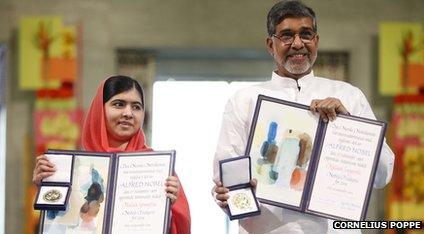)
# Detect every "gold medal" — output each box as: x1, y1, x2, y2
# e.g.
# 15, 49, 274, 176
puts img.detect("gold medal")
232, 192, 252, 210
43, 189, 62, 202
